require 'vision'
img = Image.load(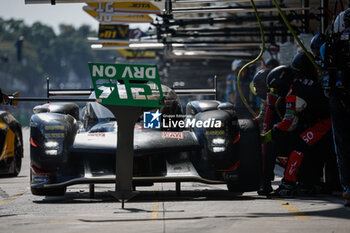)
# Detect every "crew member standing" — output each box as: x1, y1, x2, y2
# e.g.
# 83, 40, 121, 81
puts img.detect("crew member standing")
261, 64, 332, 197
322, 8, 350, 206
